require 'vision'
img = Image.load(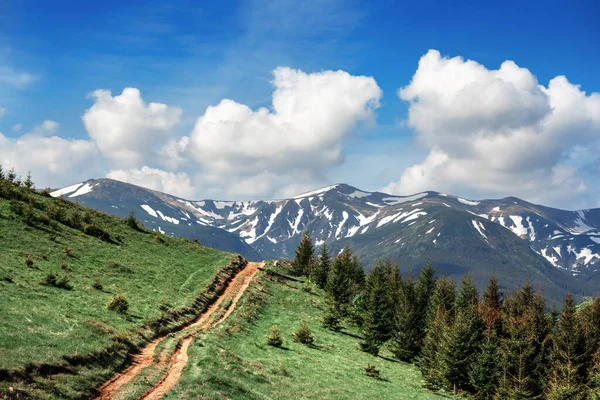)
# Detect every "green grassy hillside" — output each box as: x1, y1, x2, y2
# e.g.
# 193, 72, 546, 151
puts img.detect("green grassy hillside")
0, 179, 235, 398
168, 261, 447, 399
